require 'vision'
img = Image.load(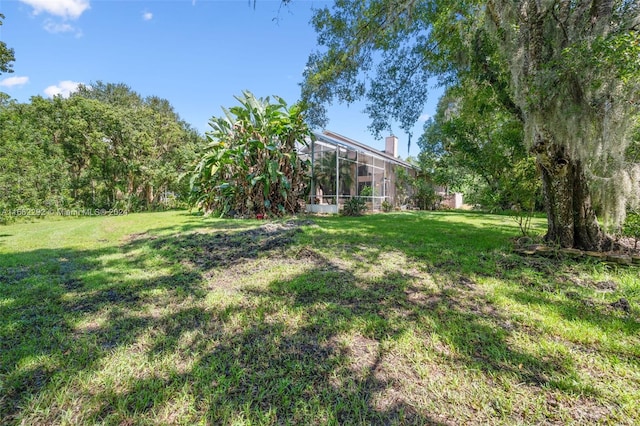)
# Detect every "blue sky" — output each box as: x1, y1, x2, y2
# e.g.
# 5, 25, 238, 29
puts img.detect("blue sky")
0, 0, 441, 159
